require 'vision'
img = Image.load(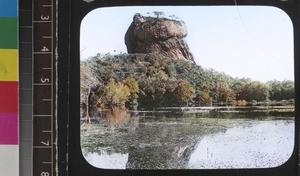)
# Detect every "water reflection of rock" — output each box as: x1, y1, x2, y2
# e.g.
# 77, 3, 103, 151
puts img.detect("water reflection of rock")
83, 111, 291, 169
81, 114, 294, 169
126, 139, 199, 169
103, 111, 230, 169
122, 114, 201, 168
